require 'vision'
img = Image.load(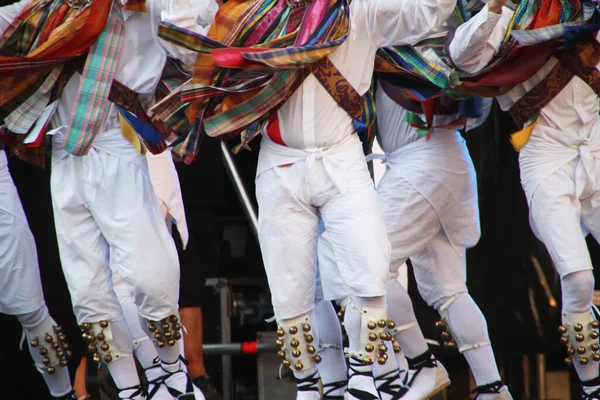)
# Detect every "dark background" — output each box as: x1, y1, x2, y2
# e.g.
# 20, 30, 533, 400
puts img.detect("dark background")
1, 0, 599, 397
